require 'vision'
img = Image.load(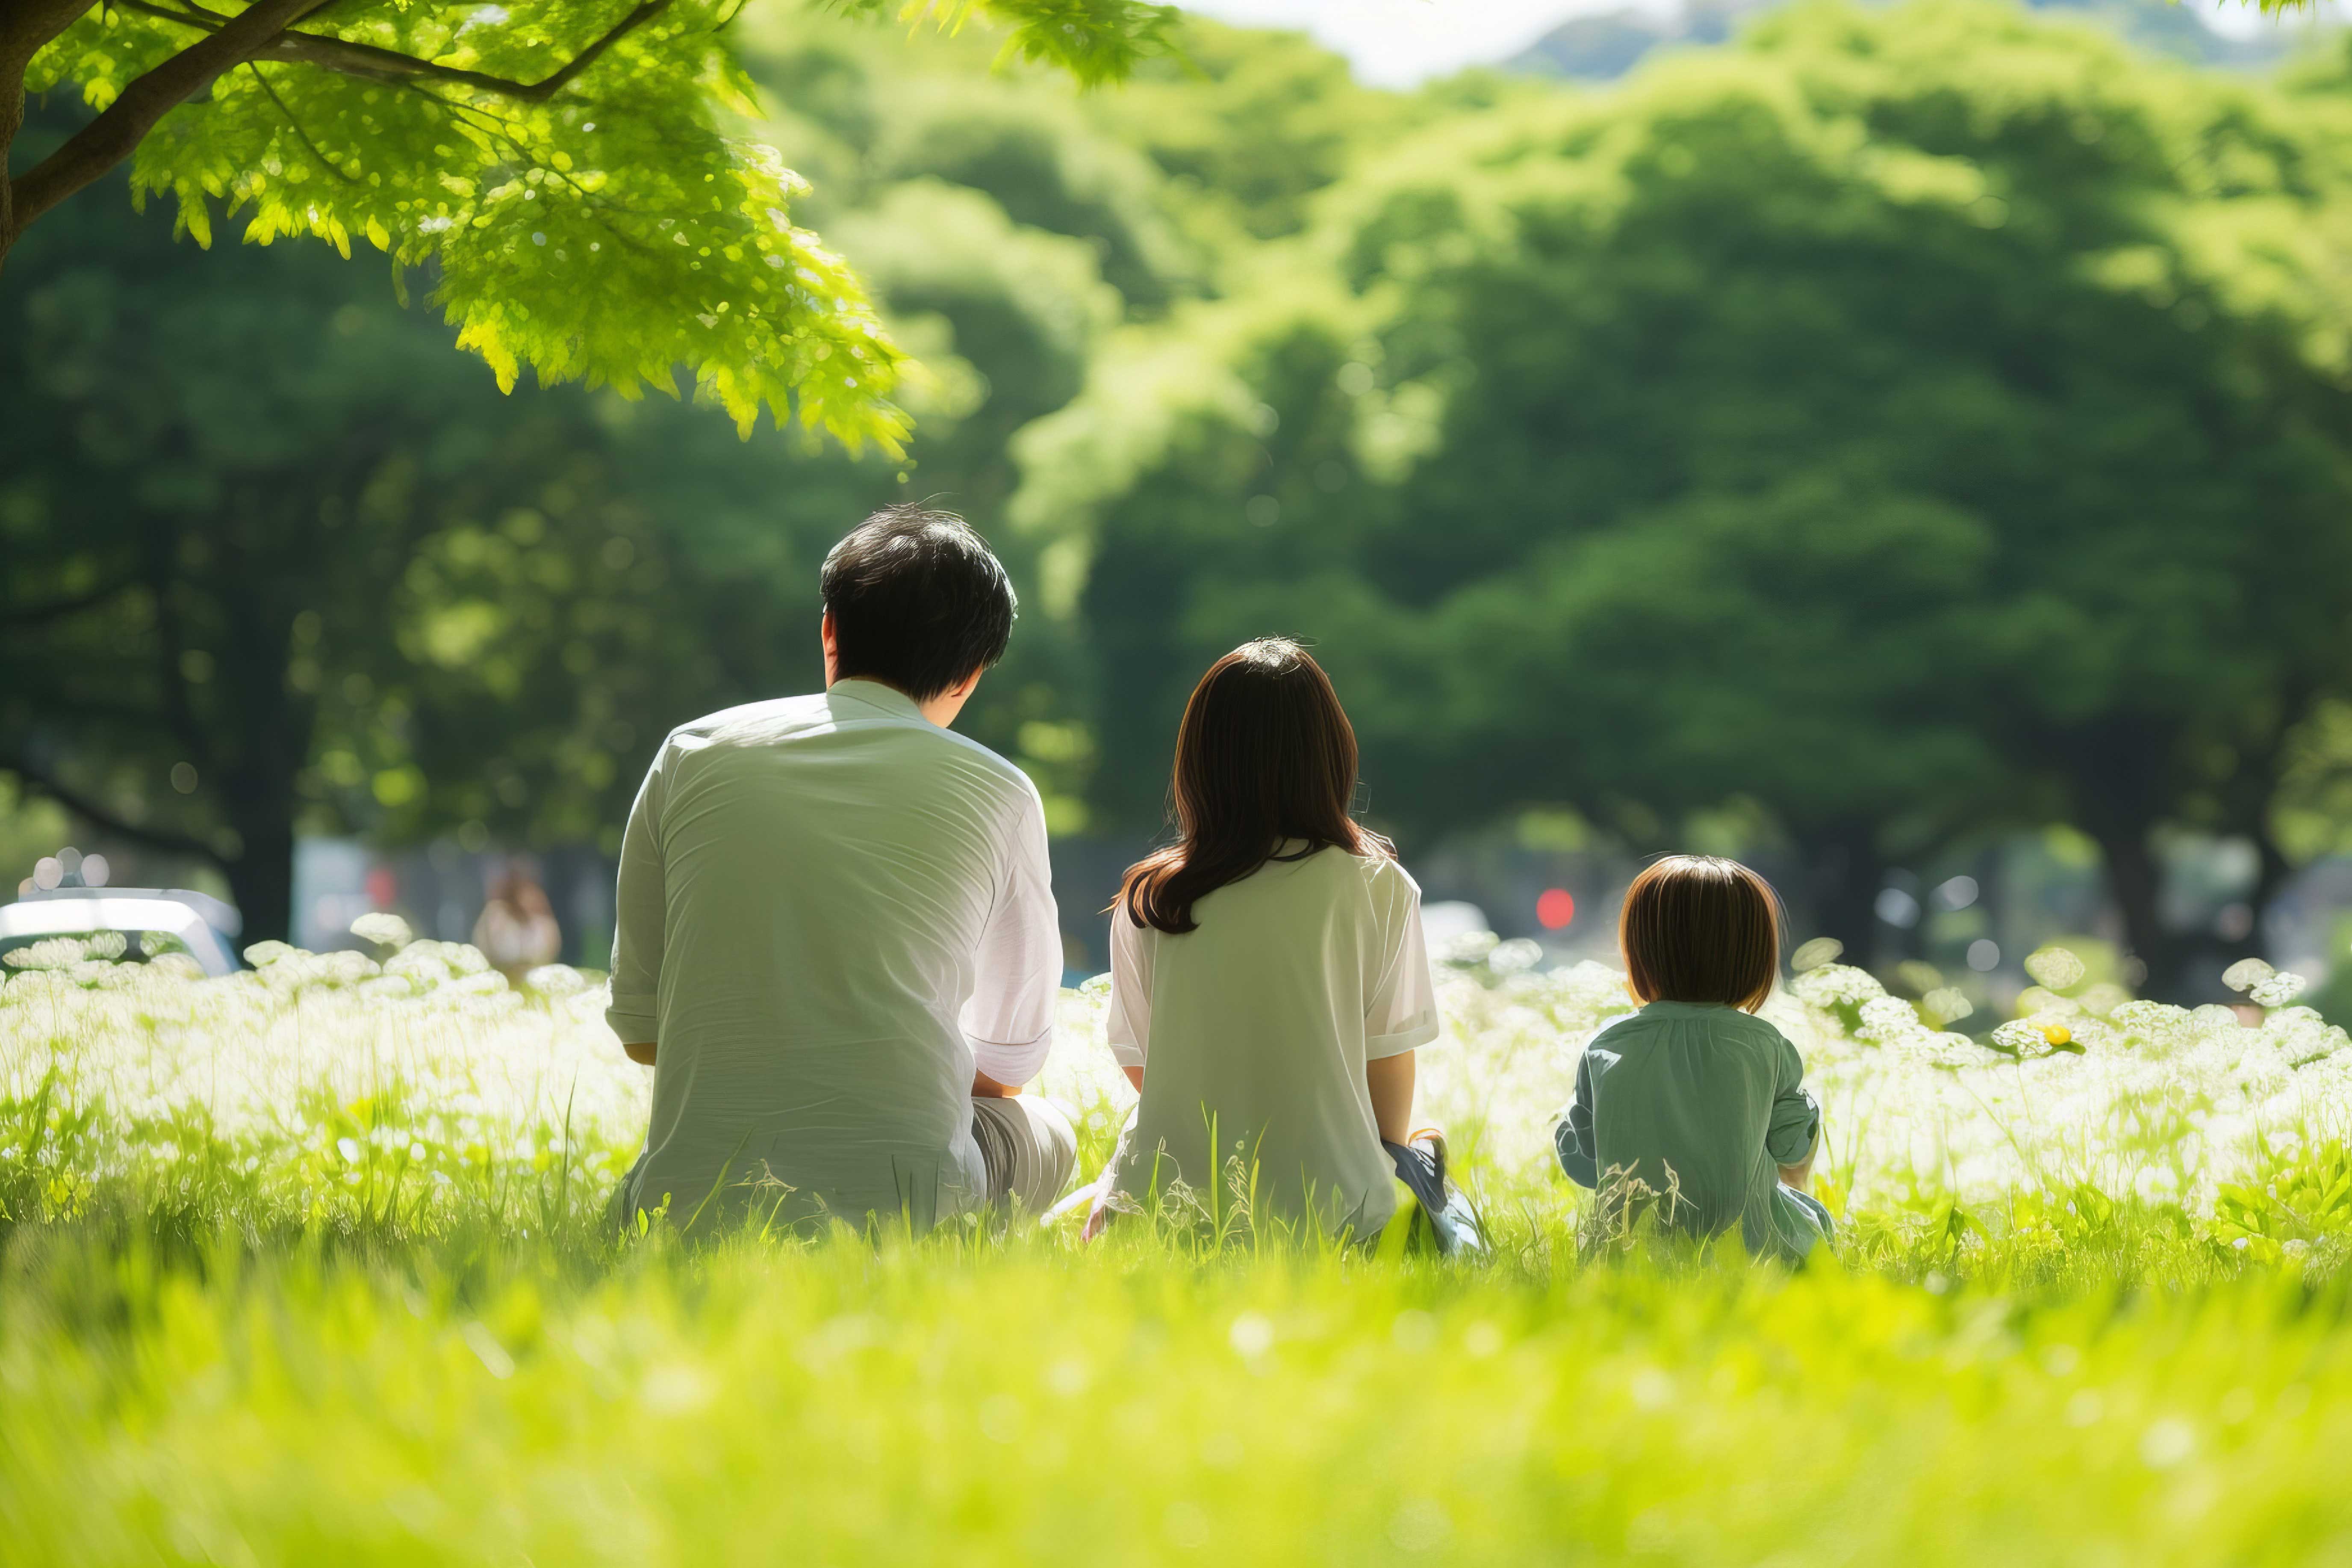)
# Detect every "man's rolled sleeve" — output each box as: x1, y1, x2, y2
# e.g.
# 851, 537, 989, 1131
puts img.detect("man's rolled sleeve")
604, 741, 669, 1044
962, 783, 1061, 1086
